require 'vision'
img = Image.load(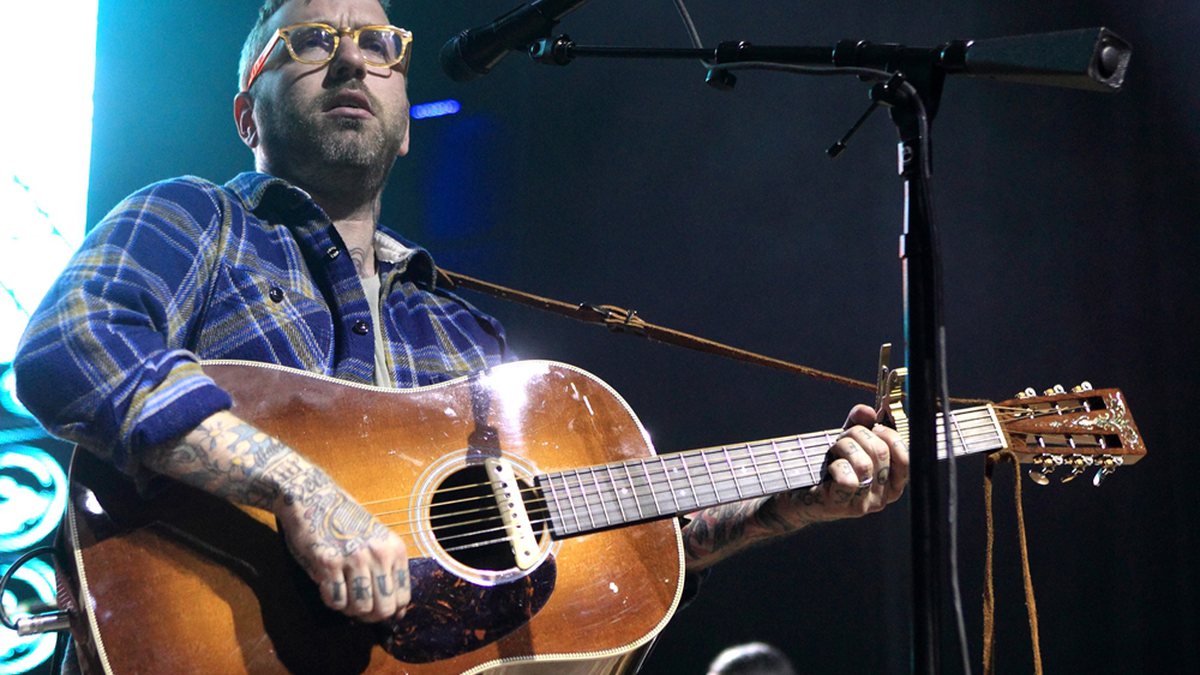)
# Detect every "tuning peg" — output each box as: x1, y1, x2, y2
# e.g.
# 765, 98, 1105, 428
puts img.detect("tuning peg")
1091, 455, 1123, 487
1016, 387, 1037, 399
1043, 384, 1066, 396
1060, 455, 1092, 483
1072, 382, 1094, 393
1028, 454, 1059, 486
